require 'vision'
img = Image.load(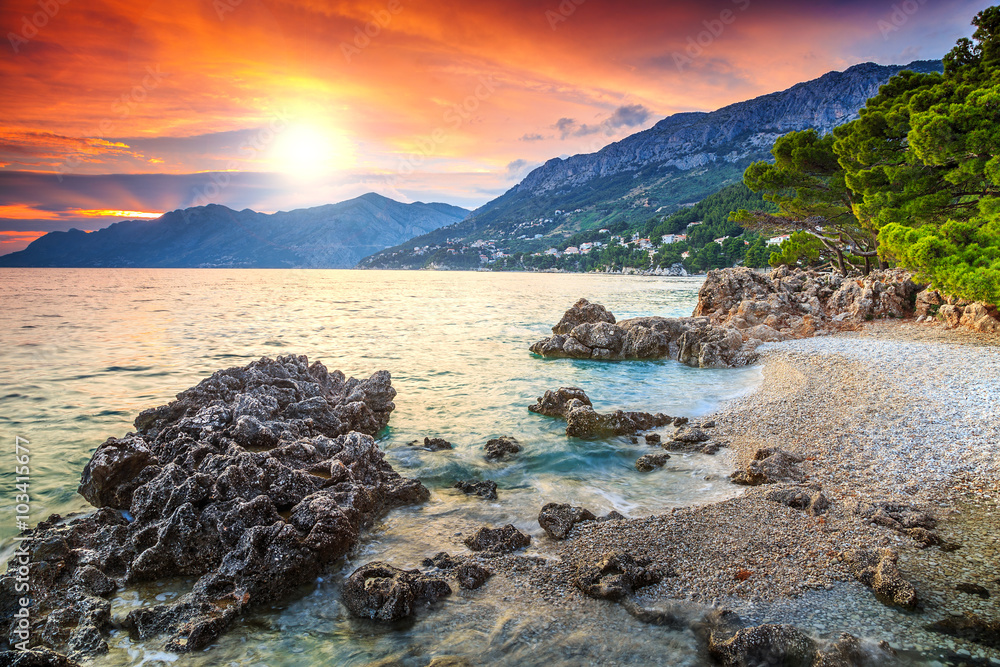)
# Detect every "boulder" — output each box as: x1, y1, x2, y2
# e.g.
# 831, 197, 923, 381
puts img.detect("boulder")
454, 563, 492, 590
537, 503, 597, 540
573, 552, 664, 601
463, 525, 531, 554
636, 453, 671, 472
0, 649, 82, 667
551, 298, 616, 335
453, 480, 498, 501
528, 387, 592, 418
813, 633, 898, 667
341, 562, 451, 622
841, 548, 918, 610
730, 448, 806, 486
643, 433, 661, 444
763, 485, 830, 515
421, 552, 459, 570
484, 436, 521, 461
562, 401, 672, 439
0, 356, 428, 655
